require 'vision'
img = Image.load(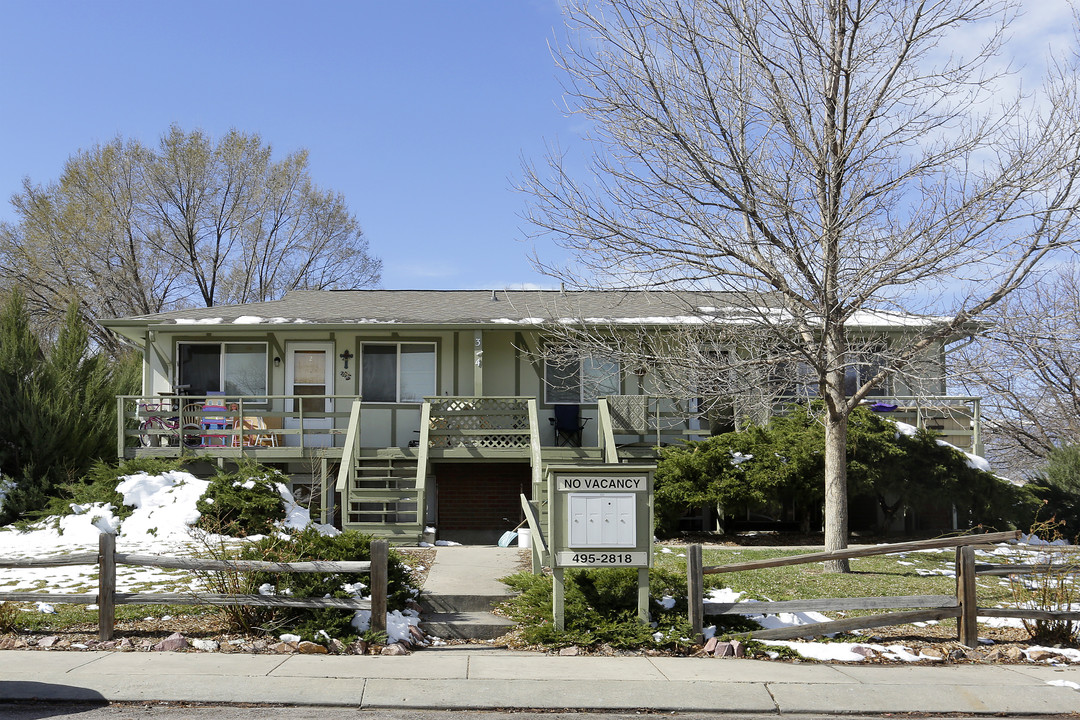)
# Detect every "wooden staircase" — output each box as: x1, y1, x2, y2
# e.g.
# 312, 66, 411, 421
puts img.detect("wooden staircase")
340, 453, 427, 541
